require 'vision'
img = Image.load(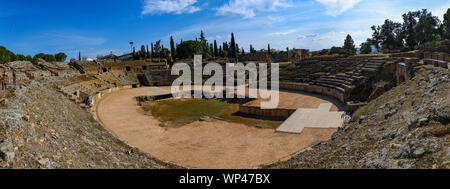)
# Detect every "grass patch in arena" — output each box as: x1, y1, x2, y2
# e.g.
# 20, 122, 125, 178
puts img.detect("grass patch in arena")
140, 98, 283, 129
